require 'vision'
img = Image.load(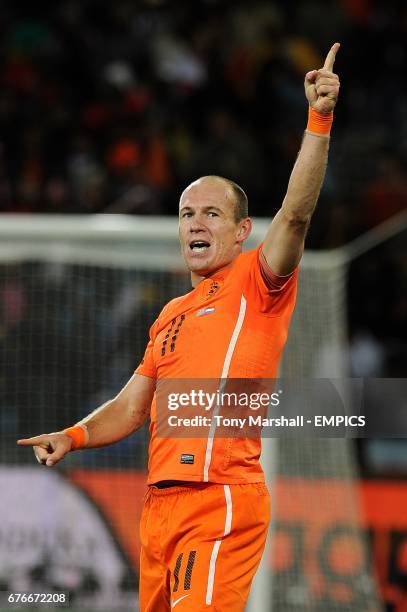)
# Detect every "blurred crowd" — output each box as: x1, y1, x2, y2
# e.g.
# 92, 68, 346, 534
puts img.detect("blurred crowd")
0, 0, 406, 235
